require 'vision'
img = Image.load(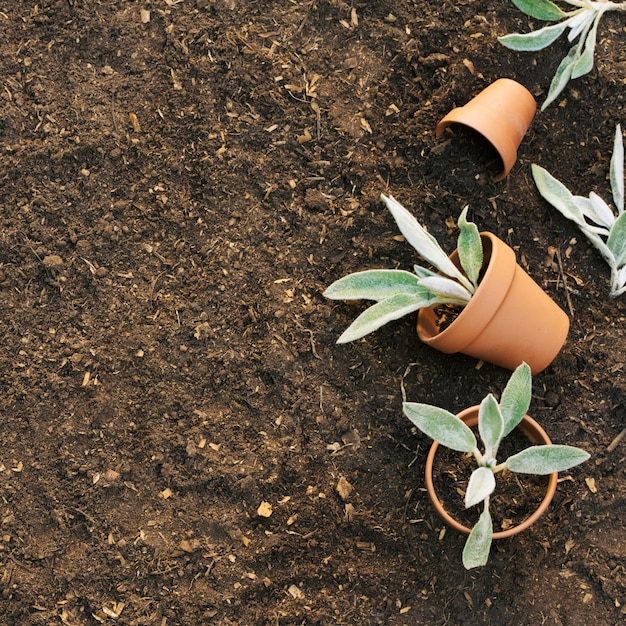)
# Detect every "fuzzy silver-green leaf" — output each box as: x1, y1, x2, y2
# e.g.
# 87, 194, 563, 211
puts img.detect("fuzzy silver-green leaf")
610, 124, 624, 214
336, 292, 439, 344
457, 206, 483, 289
478, 395, 504, 459
462, 509, 493, 570
511, 0, 566, 21
500, 363, 532, 437
506, 444, 590, 475
607, 212, 626, 267
403, 403, 477, 453
465, 467, 496, 509
499, 21, 568, 52
324, 269, 425, 302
